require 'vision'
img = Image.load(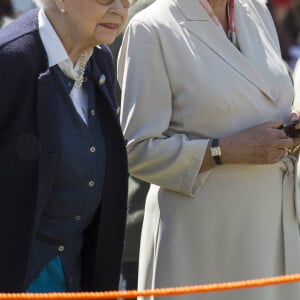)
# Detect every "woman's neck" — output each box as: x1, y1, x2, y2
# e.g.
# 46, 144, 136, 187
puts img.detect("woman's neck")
208, 0, 227, 8
45, 8, 92, 65
208, 0, 228, 32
